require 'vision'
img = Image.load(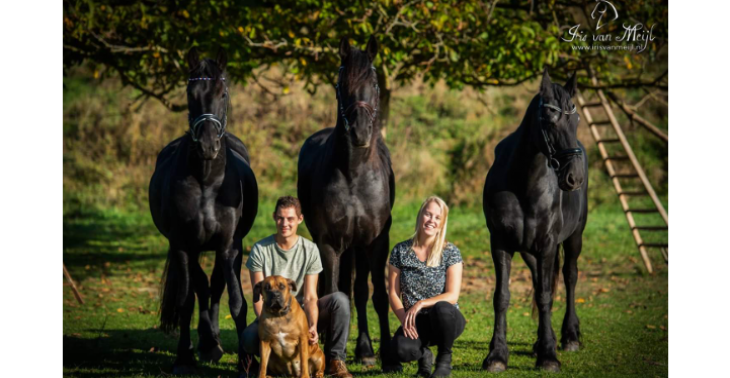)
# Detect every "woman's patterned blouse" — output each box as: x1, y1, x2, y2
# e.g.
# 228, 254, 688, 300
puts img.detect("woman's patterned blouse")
389, 239, 463, 310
